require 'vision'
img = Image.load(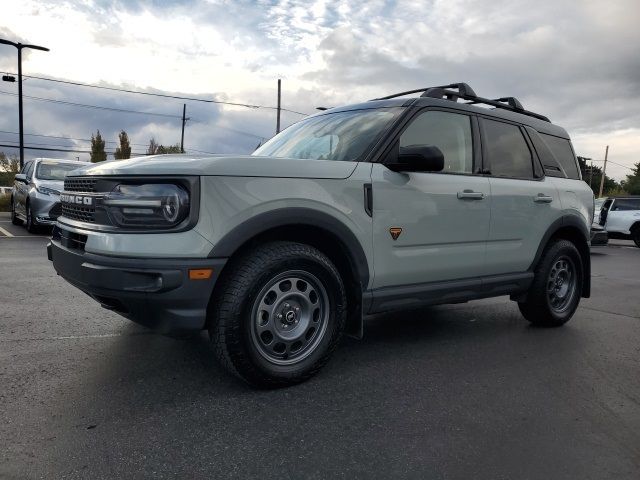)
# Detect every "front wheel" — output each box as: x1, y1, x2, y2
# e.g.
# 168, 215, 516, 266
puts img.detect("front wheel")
25, 202, 38, 233
209, 241, 346, 388
519, 239, 583, 327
